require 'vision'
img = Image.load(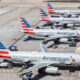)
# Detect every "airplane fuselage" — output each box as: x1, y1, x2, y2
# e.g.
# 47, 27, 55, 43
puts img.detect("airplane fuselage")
1, 50, 80, 66
21, 29, 80, 39
51, 9, 80, 15
50, 17, 80, 24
